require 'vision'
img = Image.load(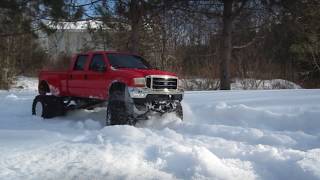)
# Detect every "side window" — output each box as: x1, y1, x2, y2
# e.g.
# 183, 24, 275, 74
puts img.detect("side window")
74, 55, 88, 71
89, 54, 106, 72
